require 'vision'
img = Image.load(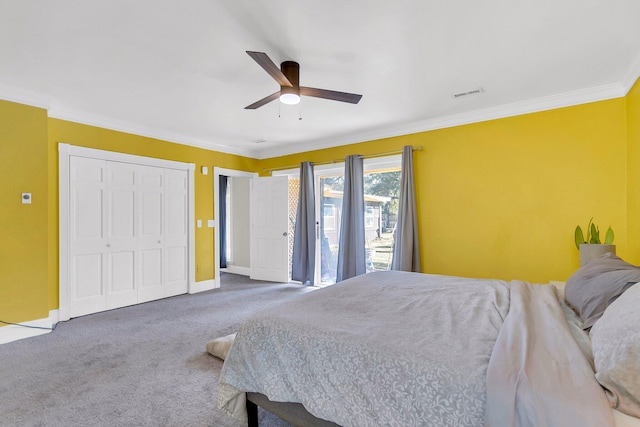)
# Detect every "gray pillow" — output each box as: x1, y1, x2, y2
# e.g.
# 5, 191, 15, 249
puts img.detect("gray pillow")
590, 283, 640, 417
564, 252, 640, 329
